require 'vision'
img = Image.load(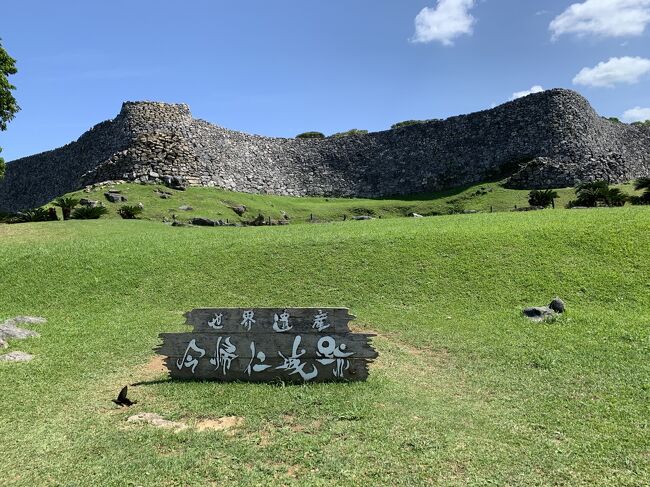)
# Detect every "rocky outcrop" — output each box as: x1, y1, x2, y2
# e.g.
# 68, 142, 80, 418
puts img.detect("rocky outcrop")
1, 89, 649, 211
